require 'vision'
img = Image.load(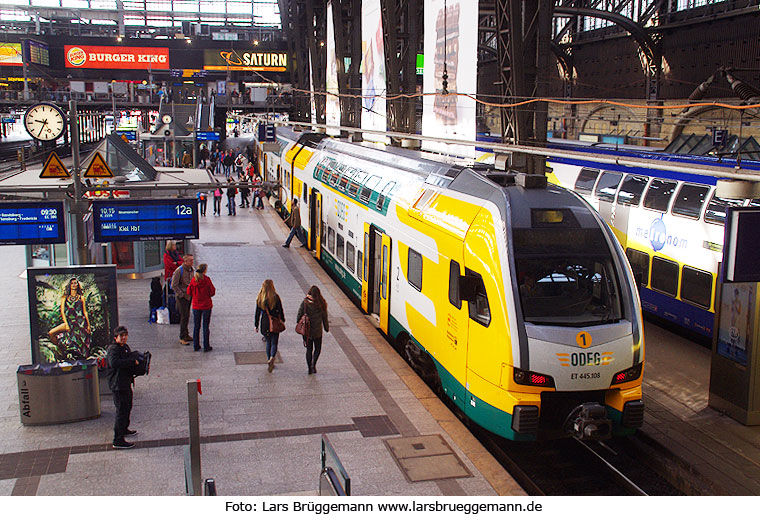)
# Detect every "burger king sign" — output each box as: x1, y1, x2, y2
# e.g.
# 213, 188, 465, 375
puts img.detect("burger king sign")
64, 45, 170, 70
